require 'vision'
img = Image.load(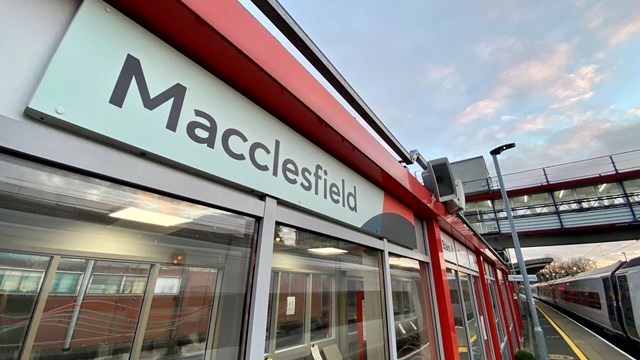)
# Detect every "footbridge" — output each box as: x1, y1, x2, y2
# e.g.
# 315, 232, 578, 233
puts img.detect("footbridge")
461, 149, 640, 249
